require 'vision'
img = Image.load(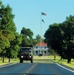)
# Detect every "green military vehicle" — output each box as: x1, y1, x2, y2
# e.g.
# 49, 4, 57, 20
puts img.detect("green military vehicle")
19, 45, 33, 63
